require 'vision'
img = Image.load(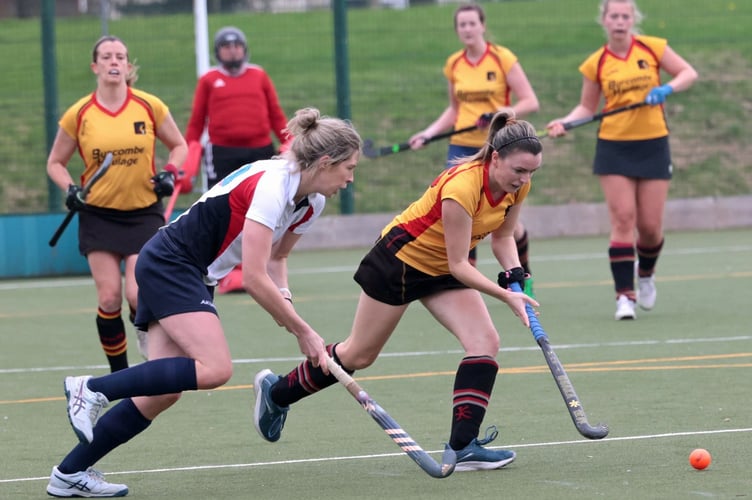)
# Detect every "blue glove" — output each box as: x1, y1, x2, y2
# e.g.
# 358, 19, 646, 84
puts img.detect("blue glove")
645, 84, 673, 105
